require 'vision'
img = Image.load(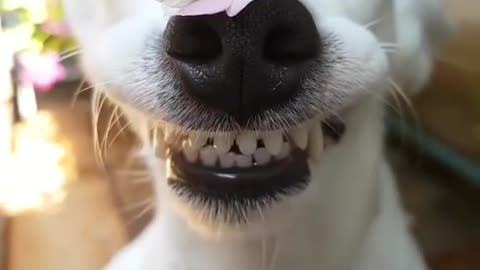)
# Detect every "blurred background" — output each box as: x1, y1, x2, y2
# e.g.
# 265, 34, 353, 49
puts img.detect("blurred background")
0, 0, 479, 269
